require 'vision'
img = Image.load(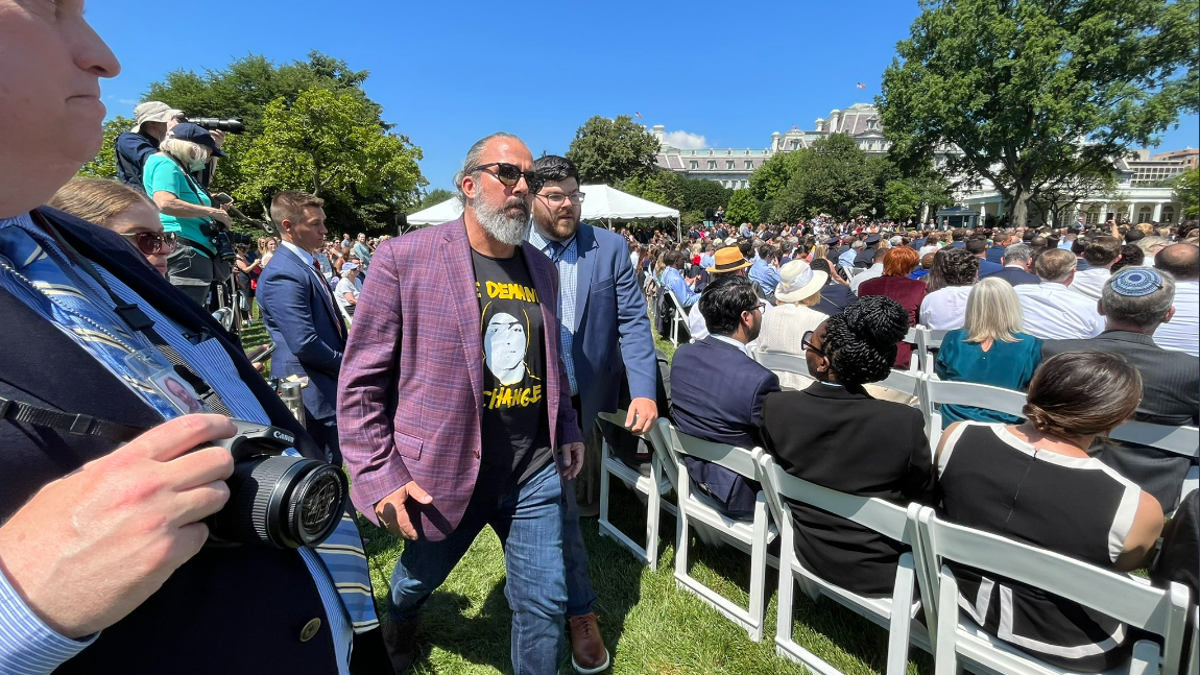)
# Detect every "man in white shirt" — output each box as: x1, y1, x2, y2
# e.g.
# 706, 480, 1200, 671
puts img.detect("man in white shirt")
850, 247, 887, 295
1153, 244, 1199, 356
1069, 235, 1121, 301
1016, 248, 1104, 339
